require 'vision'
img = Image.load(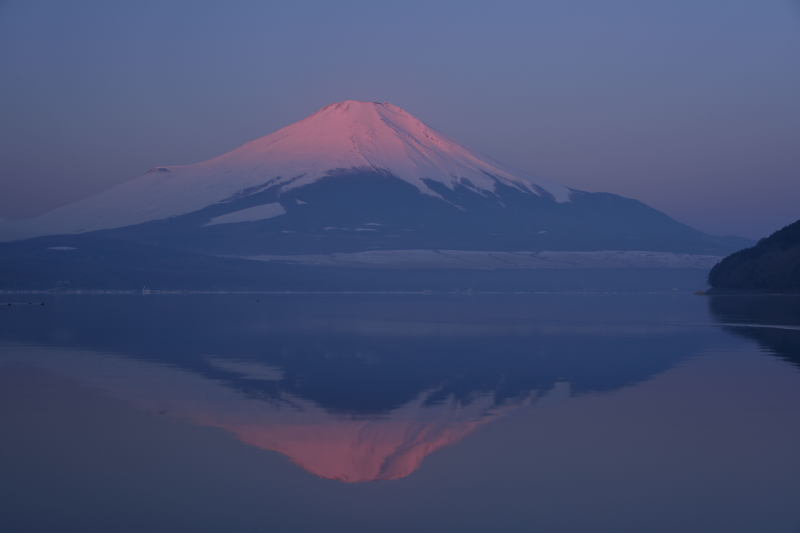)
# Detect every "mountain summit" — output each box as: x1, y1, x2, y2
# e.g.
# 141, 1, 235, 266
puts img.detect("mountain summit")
2, 100, 745, 265
208, 100, 570, 200
7, 100, 569, 238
